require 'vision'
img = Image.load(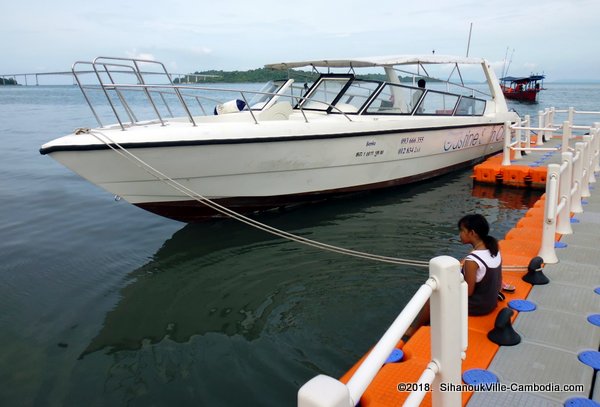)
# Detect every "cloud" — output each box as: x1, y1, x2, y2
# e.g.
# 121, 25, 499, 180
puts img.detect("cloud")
2, 0, 600, 79
125, 50, 156, 61
182, 46, 213, 56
